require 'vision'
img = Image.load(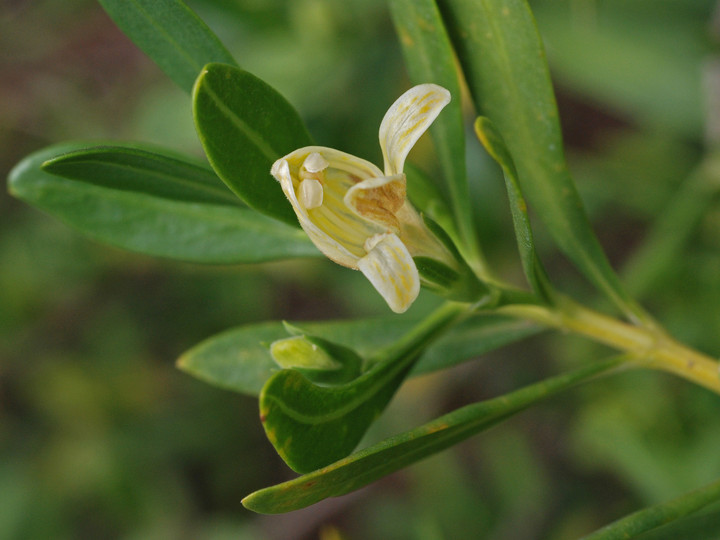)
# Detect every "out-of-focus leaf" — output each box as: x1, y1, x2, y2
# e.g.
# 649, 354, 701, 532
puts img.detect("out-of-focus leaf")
98, 0, 238, 93
534, 4, 705, 137
192, 63, 313, 227
243, 356, 624, 514
259, 303, 467, 473
580, 477, 720, 540
8, 144, 318, 263
622, 153, 720, 299
389, 0, 482, 267
474, 117, 553, 301
439, 0, 647, 322
177, 312, 541, 396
